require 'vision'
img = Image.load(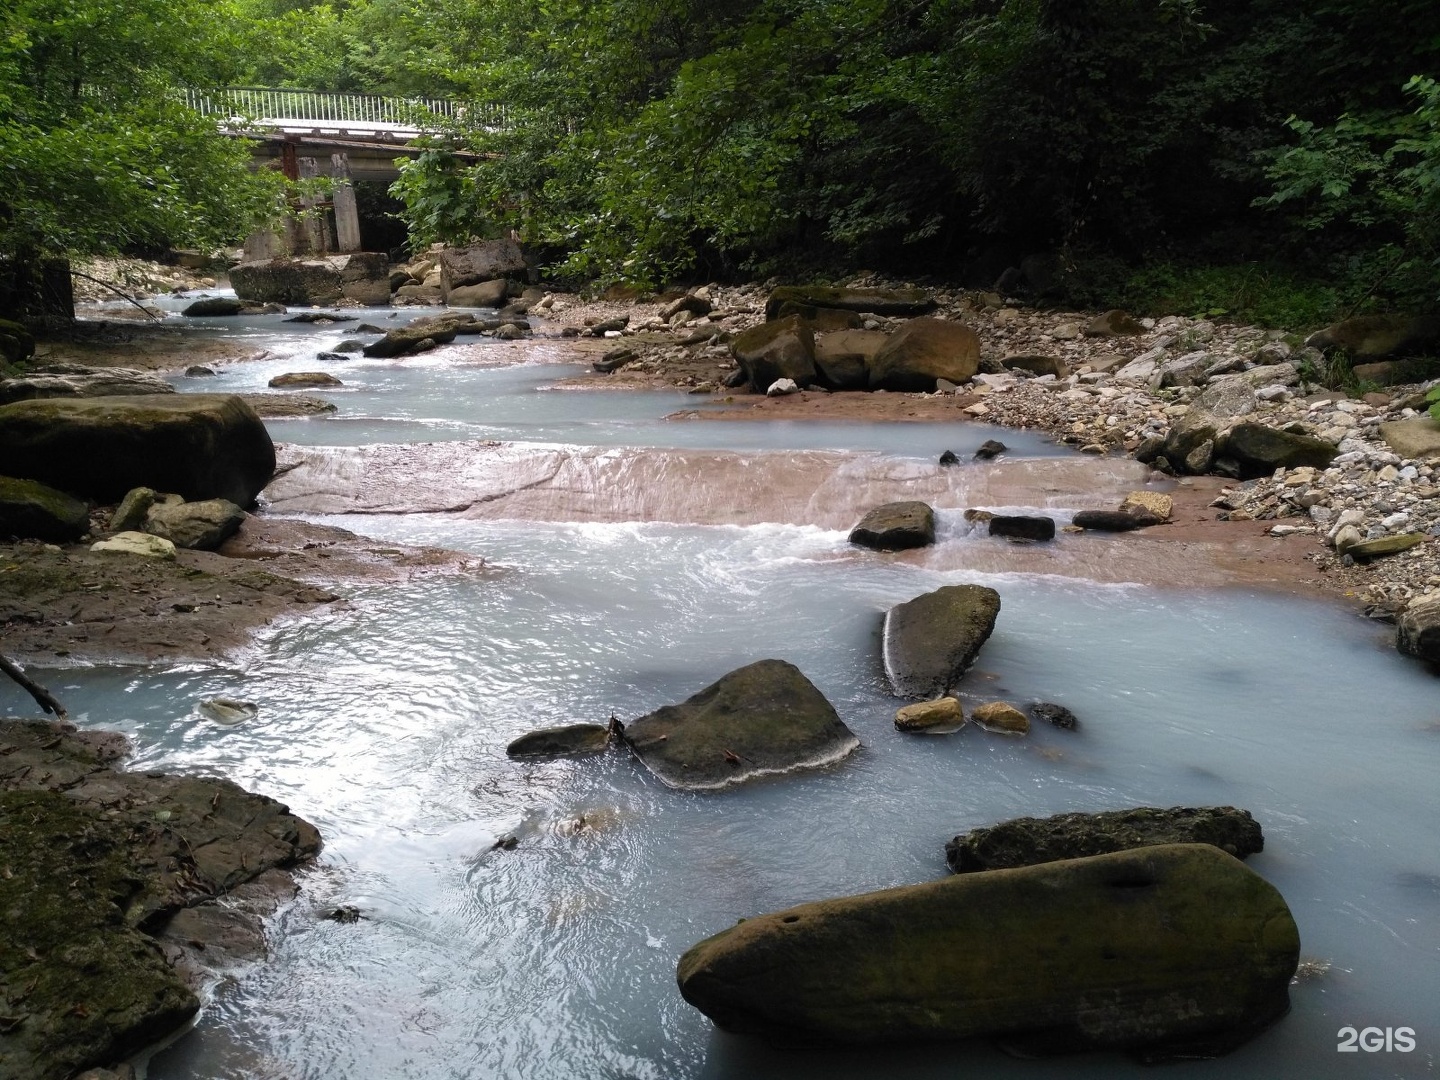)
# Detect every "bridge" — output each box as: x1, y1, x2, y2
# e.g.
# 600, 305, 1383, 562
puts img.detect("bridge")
186, 87, 494, 258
